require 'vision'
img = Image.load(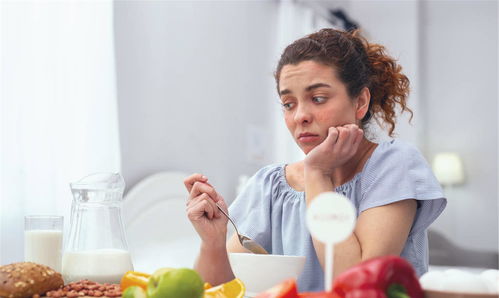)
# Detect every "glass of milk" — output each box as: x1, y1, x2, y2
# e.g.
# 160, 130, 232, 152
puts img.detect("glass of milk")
24, 215, 63, 272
